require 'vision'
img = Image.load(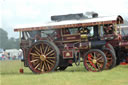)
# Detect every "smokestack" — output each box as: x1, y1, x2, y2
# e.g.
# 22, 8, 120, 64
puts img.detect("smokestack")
51, 13, 87, 22
85, 12, 98, 18
92, 13, 98, 18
